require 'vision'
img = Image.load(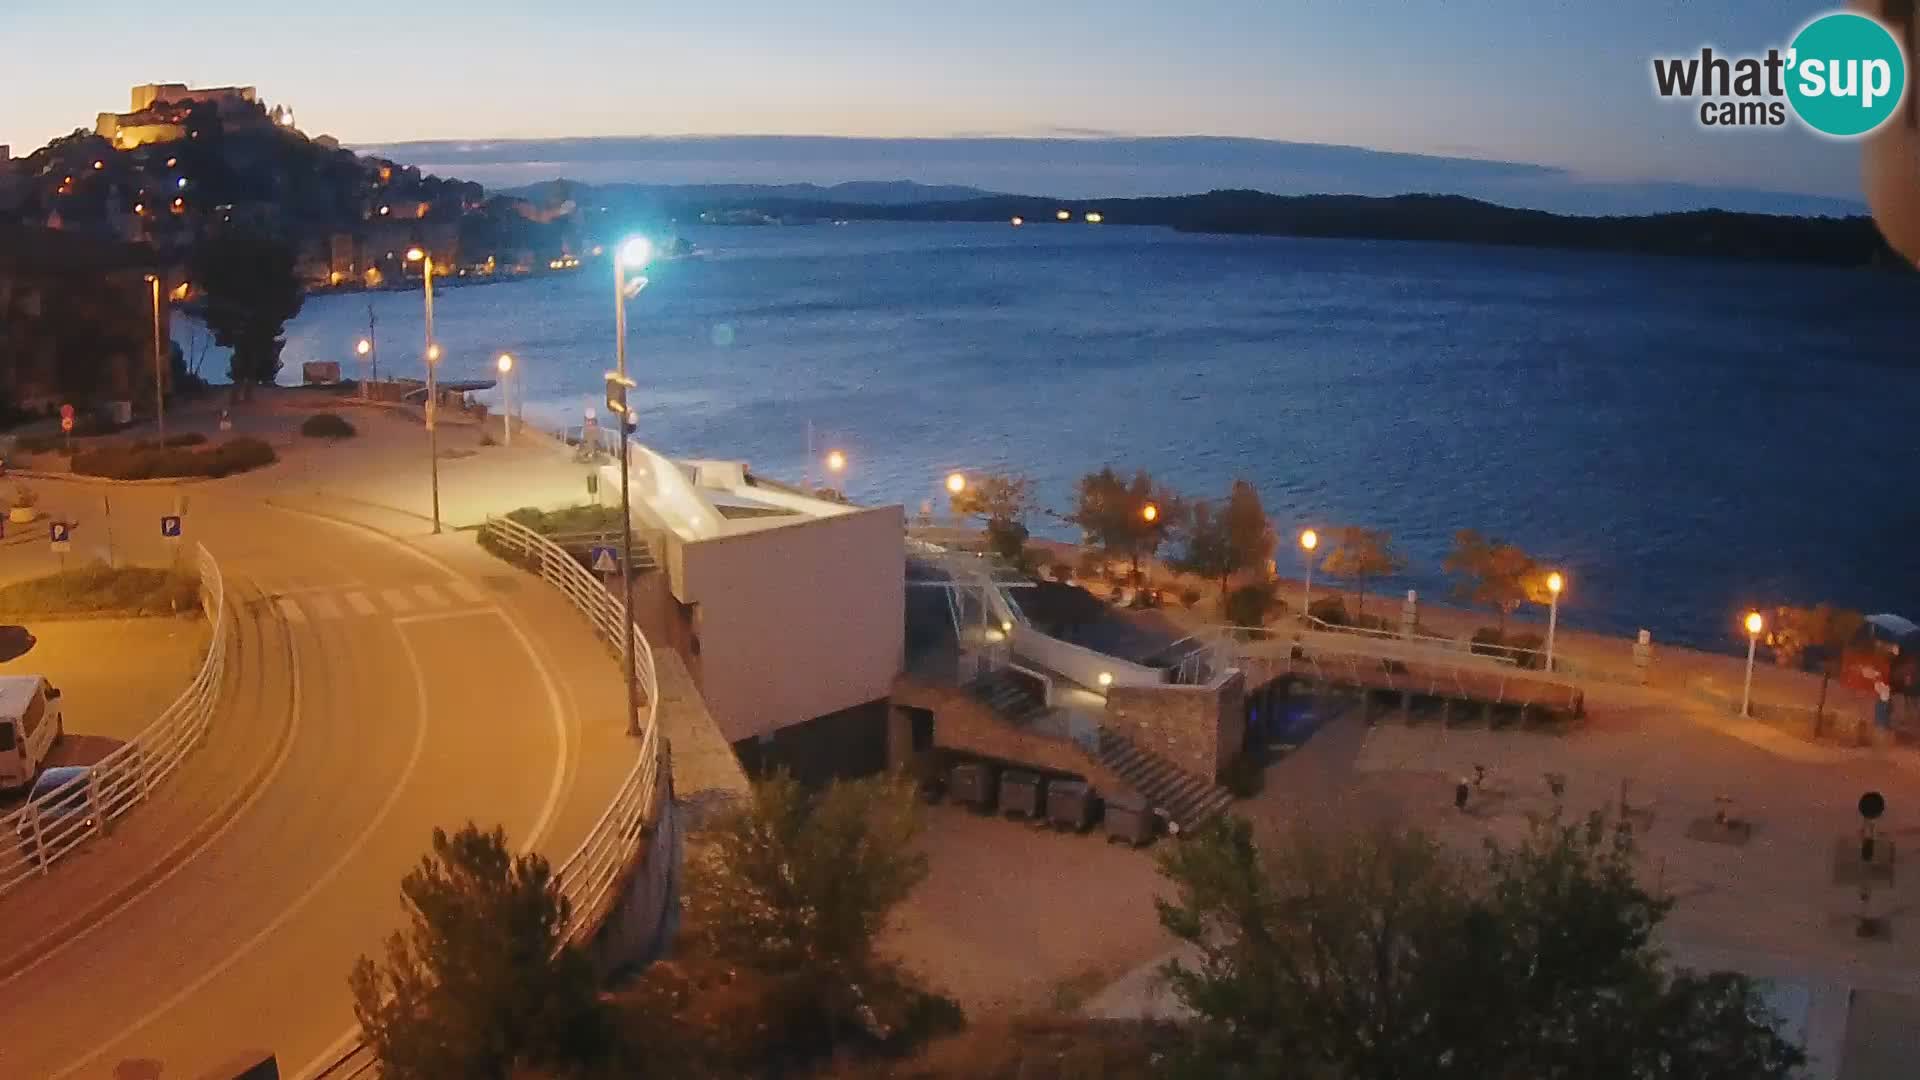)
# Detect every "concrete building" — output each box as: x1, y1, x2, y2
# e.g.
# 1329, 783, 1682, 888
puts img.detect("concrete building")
96, 84, 263, 149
